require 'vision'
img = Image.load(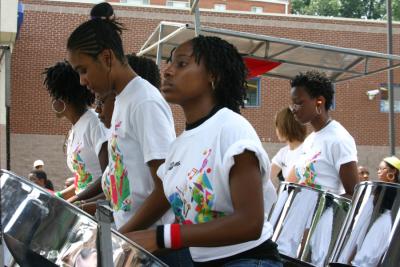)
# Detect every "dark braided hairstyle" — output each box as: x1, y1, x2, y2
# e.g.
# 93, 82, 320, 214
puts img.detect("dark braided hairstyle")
190, 35, 247, 114
67, 2, 126, 64
291, 70, 334, 110
43, 61, 94, 112
126, 53, 161, 89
